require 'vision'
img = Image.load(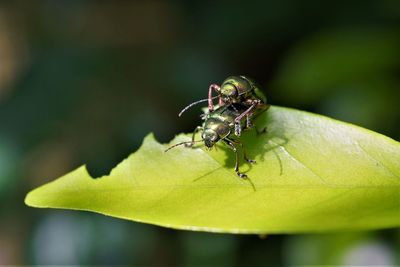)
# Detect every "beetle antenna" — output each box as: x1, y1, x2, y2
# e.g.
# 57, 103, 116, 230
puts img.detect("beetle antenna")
164, 140, 203, 152
178, 96, 219, 117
